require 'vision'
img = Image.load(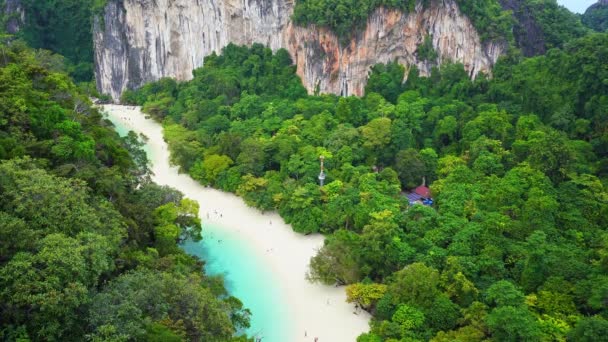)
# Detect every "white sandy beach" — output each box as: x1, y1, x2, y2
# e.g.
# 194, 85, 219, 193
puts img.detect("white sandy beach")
102, 104, 371, 342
